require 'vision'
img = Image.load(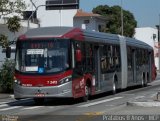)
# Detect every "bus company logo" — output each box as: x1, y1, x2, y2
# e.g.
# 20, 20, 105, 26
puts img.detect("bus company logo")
80, 78, 85, 88
22, 84, 32, 87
